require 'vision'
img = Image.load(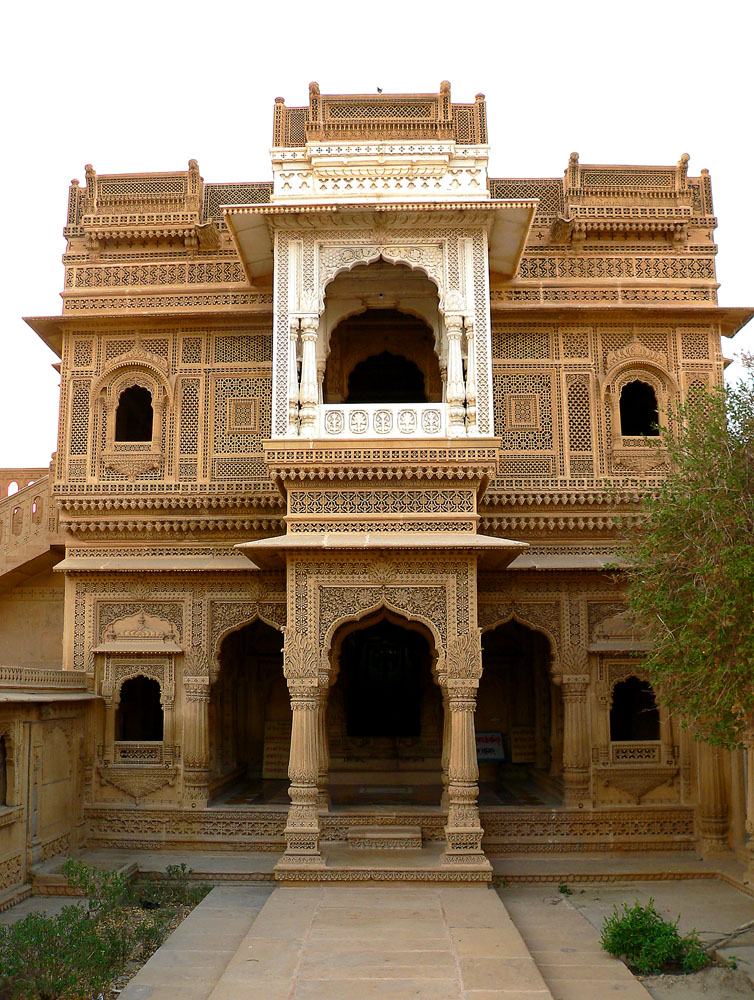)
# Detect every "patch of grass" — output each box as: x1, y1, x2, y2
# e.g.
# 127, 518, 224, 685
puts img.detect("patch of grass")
557, 882, 573, 895
600, 898, 709, 976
